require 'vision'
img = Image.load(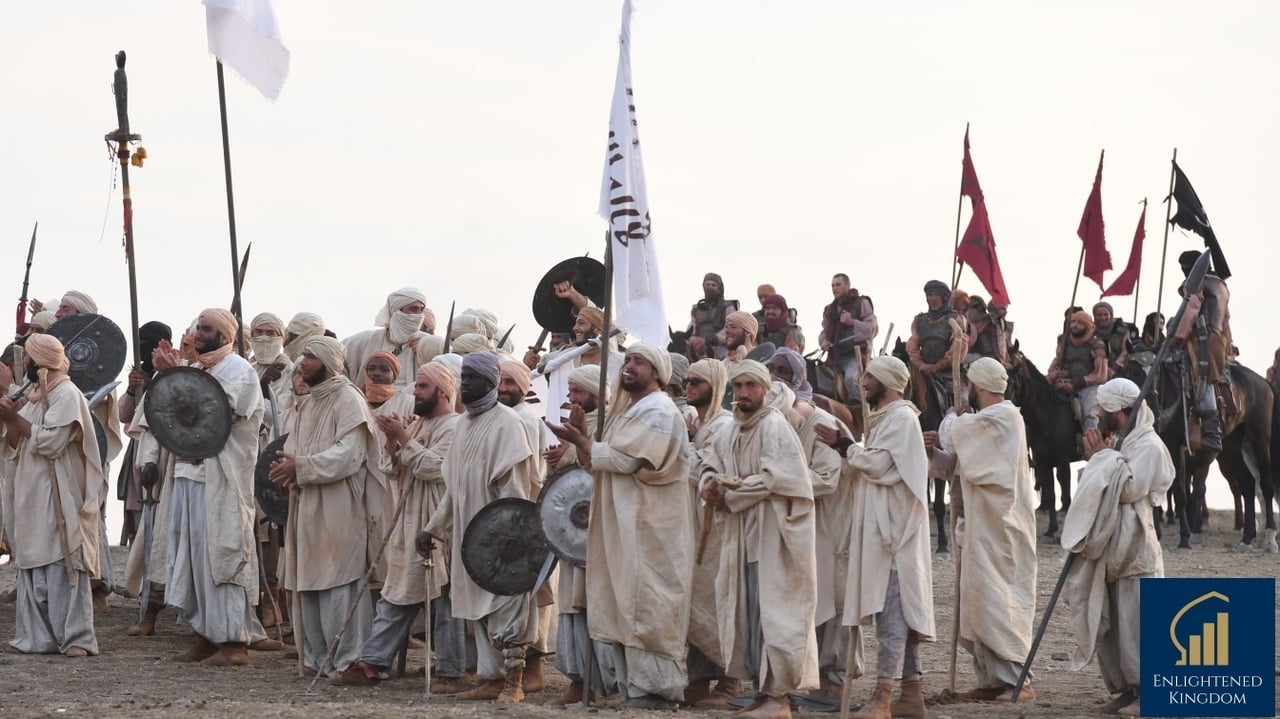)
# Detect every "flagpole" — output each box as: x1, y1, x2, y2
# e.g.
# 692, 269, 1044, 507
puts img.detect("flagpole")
1155, 148, 1177, 318
951, 122, 968, 288
1132, 198, 1146, 321
108, 51, 143, 368
1069, 244, 1085, 310
215, 60, 246, 357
